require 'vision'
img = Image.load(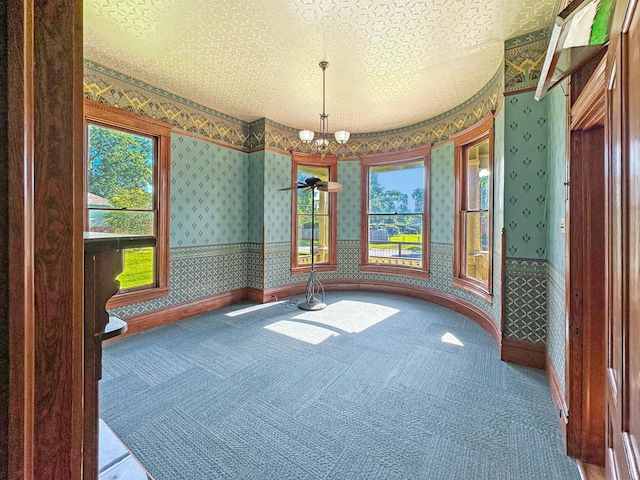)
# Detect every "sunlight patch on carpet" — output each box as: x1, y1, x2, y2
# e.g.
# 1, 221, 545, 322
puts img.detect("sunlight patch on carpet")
441, 332, 464, 346
263, 320, 340, 345
293, 300, 398, 333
